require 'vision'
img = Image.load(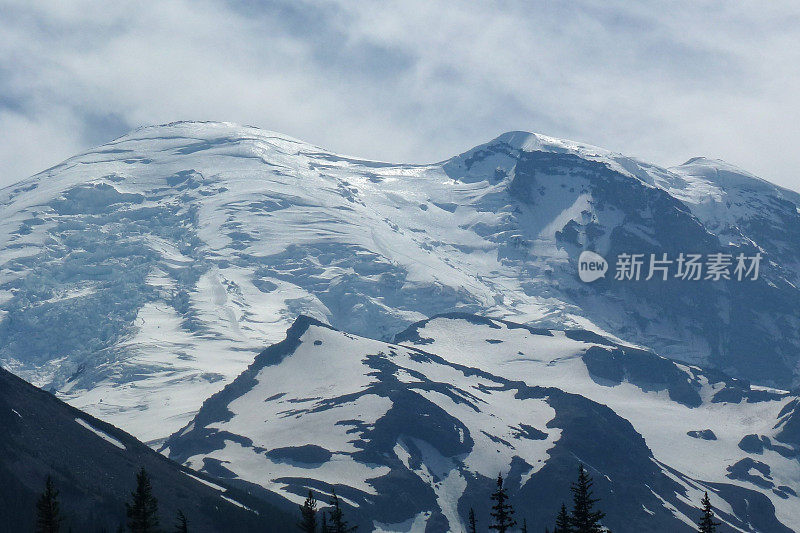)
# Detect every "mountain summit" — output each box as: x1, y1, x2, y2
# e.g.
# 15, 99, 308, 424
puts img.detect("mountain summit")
1, 121, 799, 442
